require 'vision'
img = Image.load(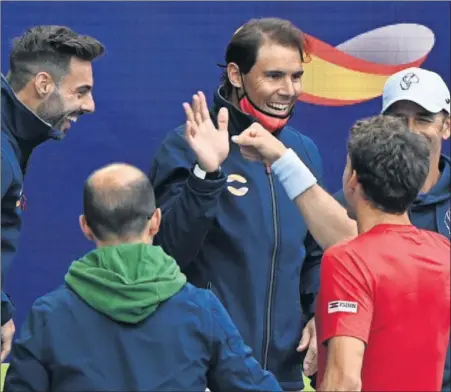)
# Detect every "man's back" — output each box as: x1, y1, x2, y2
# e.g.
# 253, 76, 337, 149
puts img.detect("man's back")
5, 281, 281, 392
317, 224, 450, 391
